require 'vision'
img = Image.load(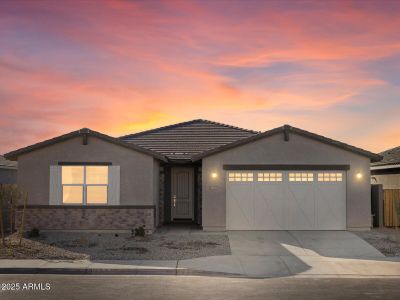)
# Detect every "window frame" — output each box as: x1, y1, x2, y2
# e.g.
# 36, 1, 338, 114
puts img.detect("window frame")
228, 172, 254, 182
257, 172, 283, 182
288, 172, 314, 182
317, 172, 343, 182
61, 165, 109, 205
